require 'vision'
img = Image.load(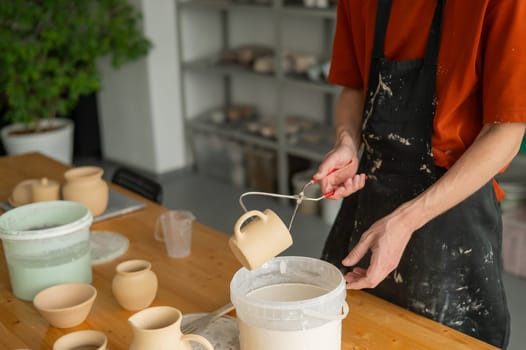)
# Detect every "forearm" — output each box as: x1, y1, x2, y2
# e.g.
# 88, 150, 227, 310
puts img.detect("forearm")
398, 122, 526, 231
334, 87, 364, 153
